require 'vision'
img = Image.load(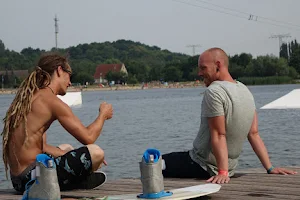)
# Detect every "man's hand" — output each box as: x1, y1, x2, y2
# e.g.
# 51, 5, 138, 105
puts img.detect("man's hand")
206, 175, 230, 184
99, 102, 113, 120
269, 167, 297, 175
